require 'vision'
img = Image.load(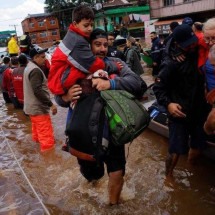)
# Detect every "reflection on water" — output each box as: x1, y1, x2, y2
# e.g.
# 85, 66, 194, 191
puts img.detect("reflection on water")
0, 94, 215, 215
